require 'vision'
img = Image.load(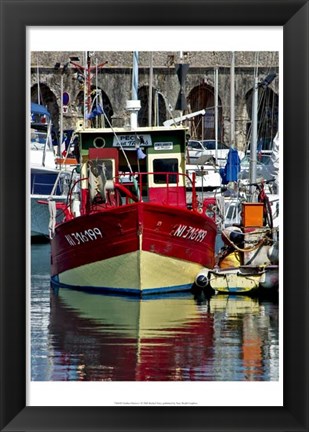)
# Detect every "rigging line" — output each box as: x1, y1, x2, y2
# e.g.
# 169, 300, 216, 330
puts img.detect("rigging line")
246, 83, 271, 147
48, 133, 78, 198
101, 110, 134, 175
